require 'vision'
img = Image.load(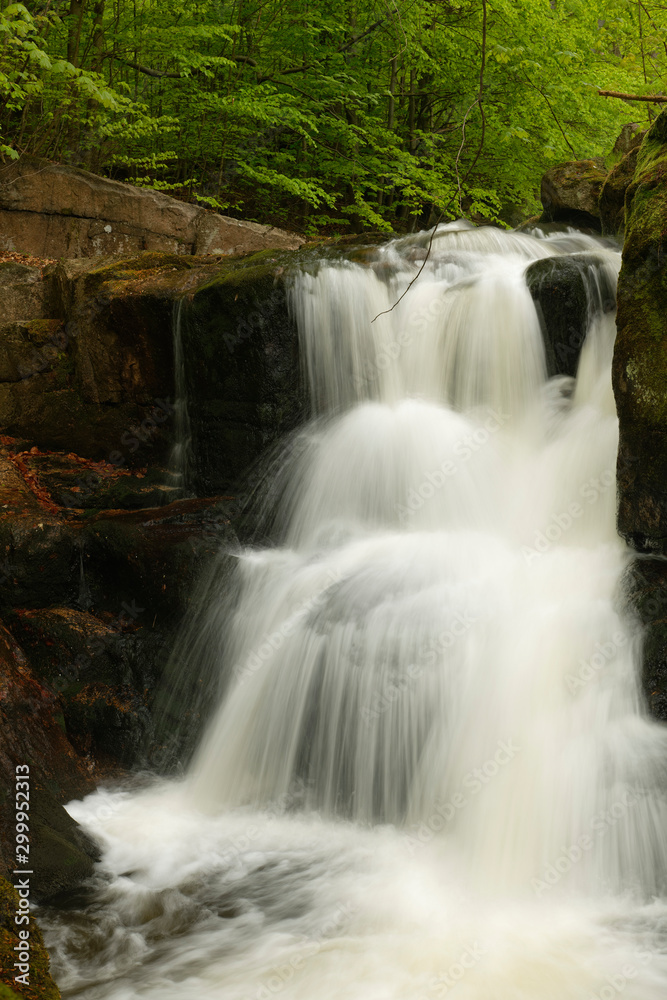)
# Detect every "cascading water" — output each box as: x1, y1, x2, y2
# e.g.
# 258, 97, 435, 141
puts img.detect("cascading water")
167, 297, 194, 494
43, 224, 667, 1000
